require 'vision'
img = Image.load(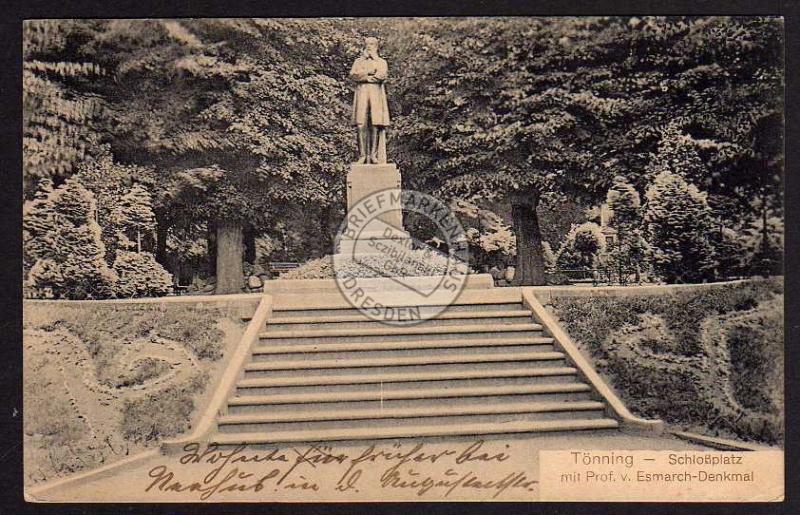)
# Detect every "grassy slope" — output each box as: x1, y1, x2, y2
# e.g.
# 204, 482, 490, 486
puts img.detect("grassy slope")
549, 278, 784, 445
23, 302, 247, 485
